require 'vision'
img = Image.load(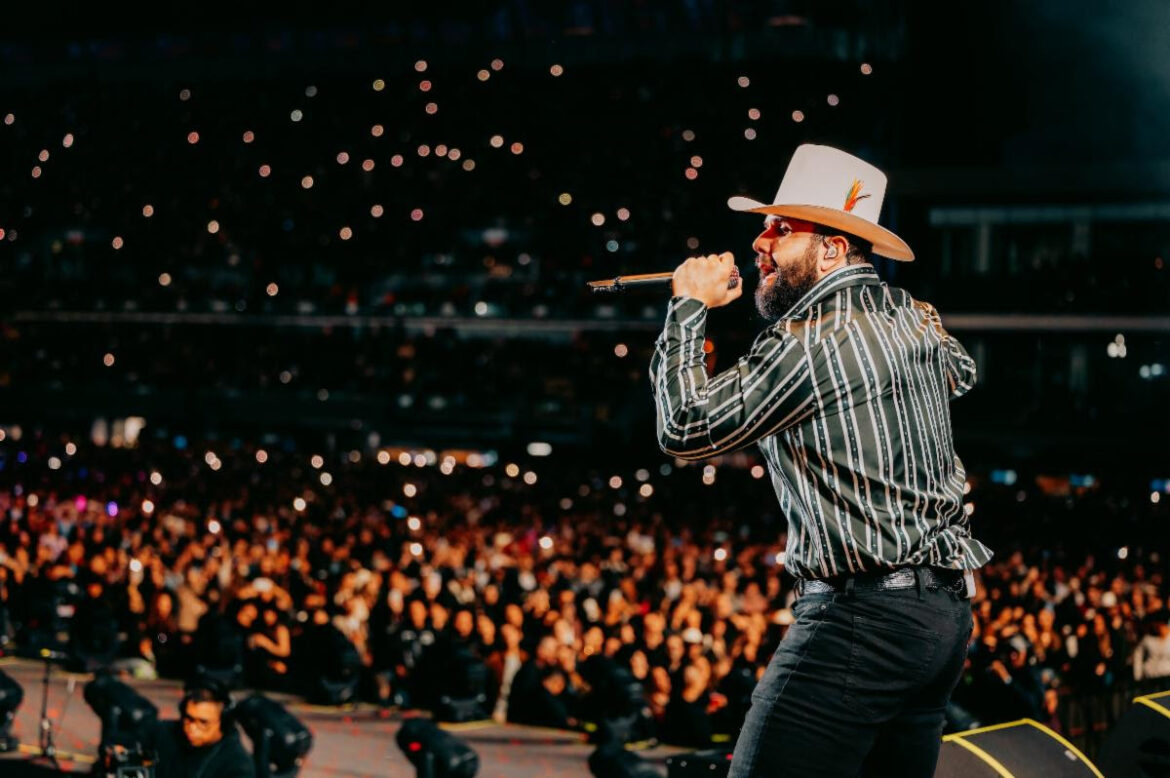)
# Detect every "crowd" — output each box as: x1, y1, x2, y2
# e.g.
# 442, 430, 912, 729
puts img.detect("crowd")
2, 41, 1166, 323
0, 437, 1166, 749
